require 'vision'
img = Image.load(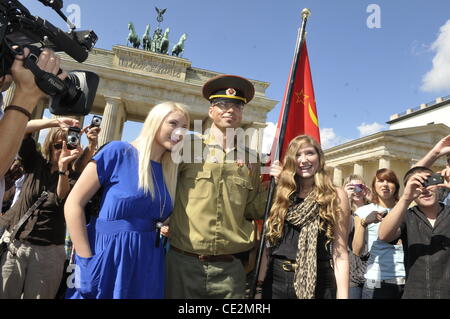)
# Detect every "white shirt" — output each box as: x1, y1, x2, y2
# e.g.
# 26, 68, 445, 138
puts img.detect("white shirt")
355, 203, 406, 280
